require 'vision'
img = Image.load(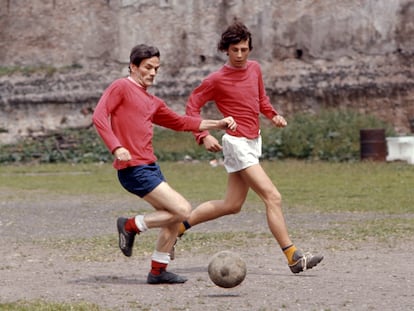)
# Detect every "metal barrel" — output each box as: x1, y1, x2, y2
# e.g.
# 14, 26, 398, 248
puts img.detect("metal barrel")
360, 129, 387, 161
409, 118, 414, 133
